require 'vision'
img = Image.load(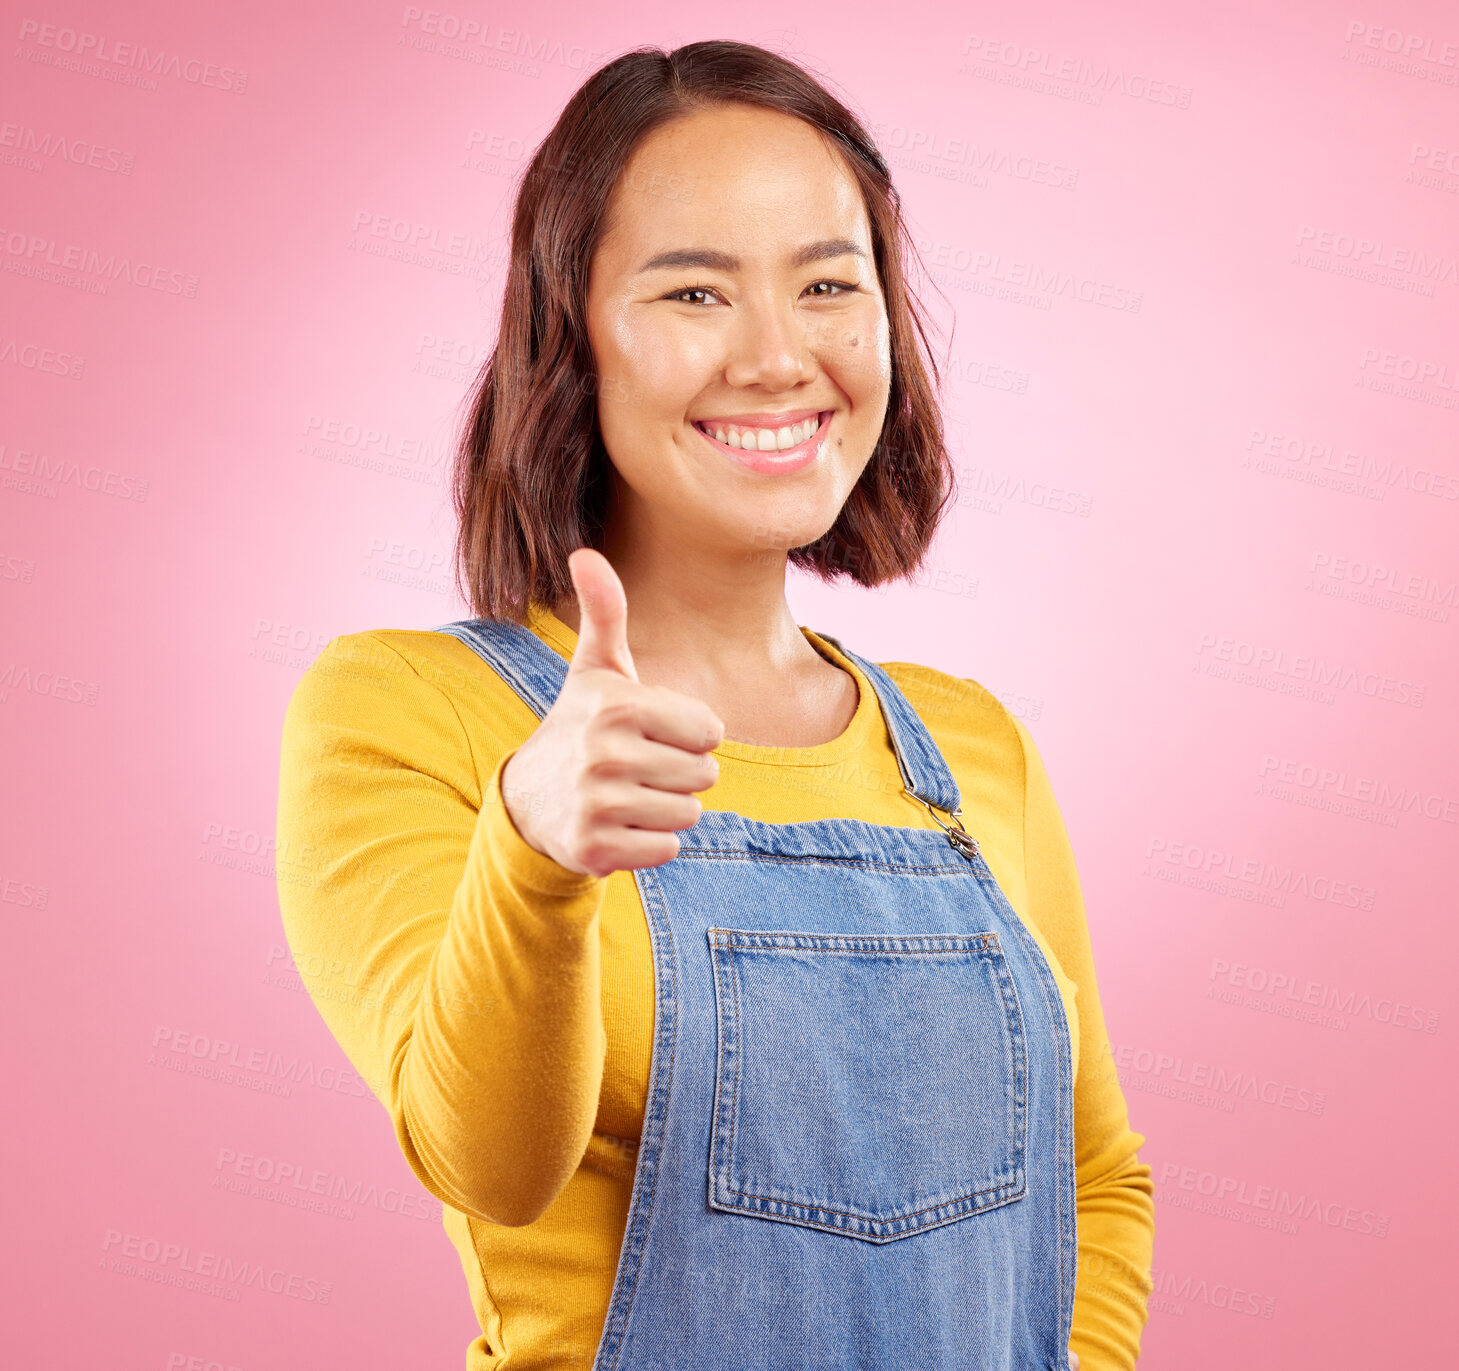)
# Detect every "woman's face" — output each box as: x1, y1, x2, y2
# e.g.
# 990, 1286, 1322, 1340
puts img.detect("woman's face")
585, 103, 892, 566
